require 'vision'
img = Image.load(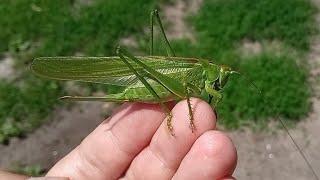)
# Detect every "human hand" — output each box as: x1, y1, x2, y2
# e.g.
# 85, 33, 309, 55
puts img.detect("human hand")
1, 98, 237, 180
